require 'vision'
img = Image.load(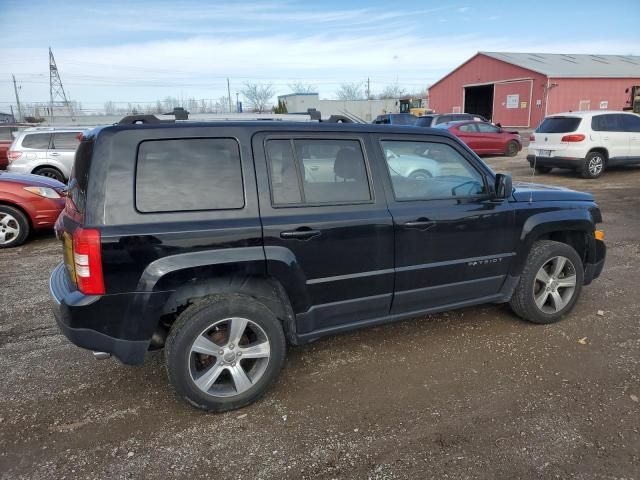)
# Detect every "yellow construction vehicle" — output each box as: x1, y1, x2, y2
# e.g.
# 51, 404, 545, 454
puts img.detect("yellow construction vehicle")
399, 97, 432, 117
624, 86, 640, 114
